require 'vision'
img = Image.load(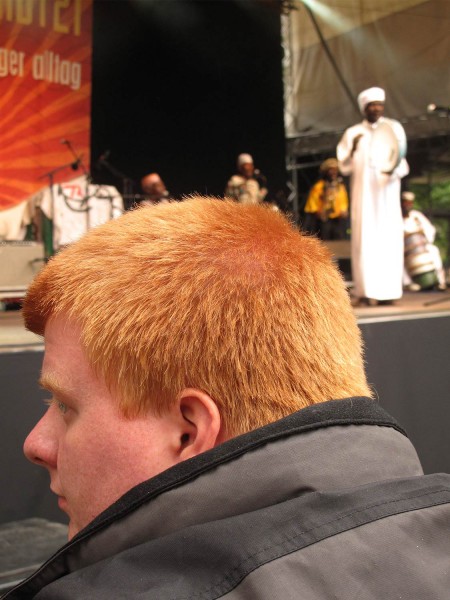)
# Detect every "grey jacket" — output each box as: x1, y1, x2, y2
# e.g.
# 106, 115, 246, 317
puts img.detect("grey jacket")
6, 397, 450, 599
